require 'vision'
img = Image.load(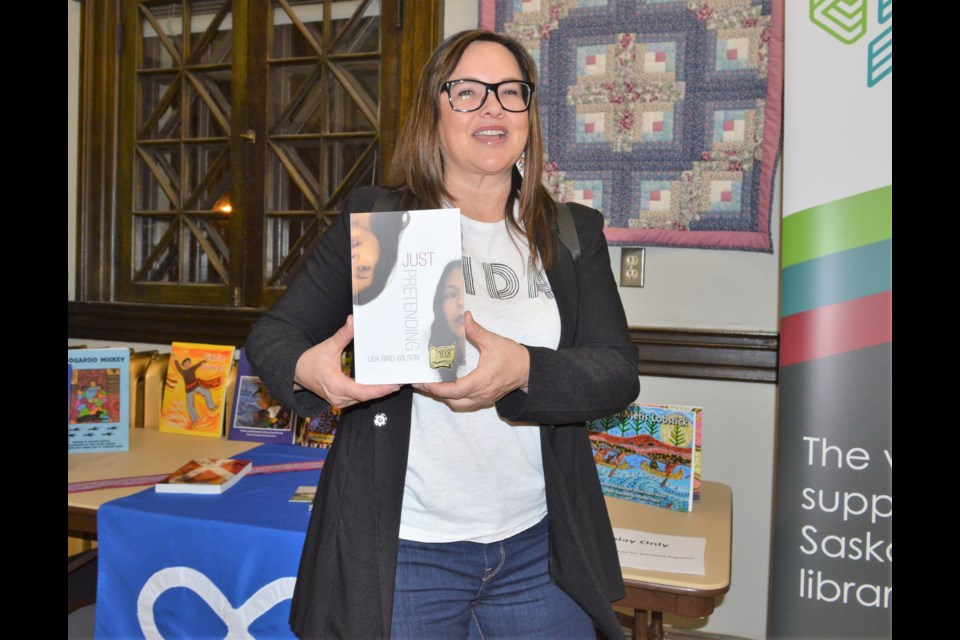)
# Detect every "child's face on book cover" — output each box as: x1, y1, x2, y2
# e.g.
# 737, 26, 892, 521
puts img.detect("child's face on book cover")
442, 265, 465, 334
351, 212, 381, 295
